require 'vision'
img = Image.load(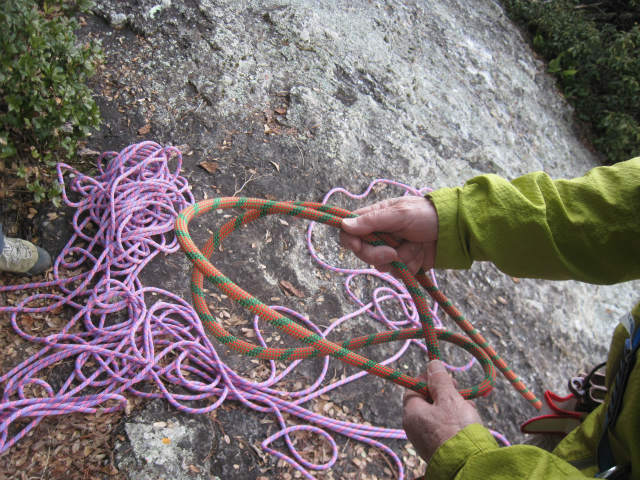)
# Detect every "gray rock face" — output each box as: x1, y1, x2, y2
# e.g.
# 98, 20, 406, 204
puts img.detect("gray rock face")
115, 400, 215, 480
80, 0, 639, 478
